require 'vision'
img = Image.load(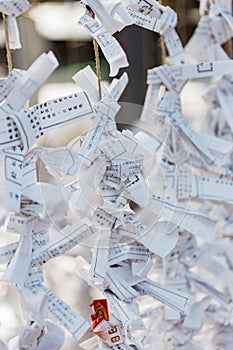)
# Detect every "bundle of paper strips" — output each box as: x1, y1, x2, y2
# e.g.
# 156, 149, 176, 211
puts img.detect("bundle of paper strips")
1, 0, 233, 349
